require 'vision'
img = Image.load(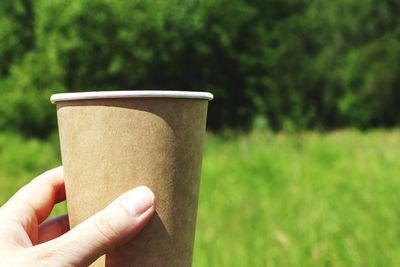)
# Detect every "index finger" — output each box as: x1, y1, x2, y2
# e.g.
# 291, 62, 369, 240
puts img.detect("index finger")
1, 166, 65, 227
